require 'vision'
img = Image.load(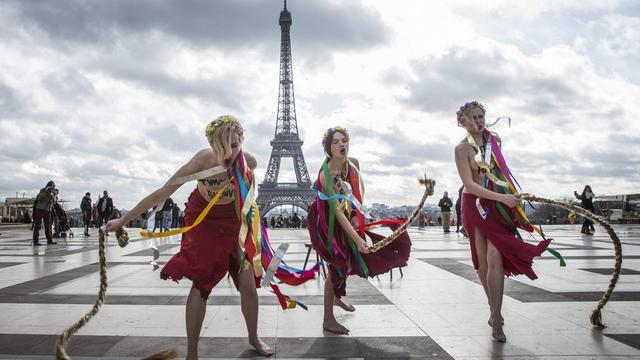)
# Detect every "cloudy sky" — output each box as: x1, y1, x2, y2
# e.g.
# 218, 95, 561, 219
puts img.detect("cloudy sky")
0, 0, 638, 211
